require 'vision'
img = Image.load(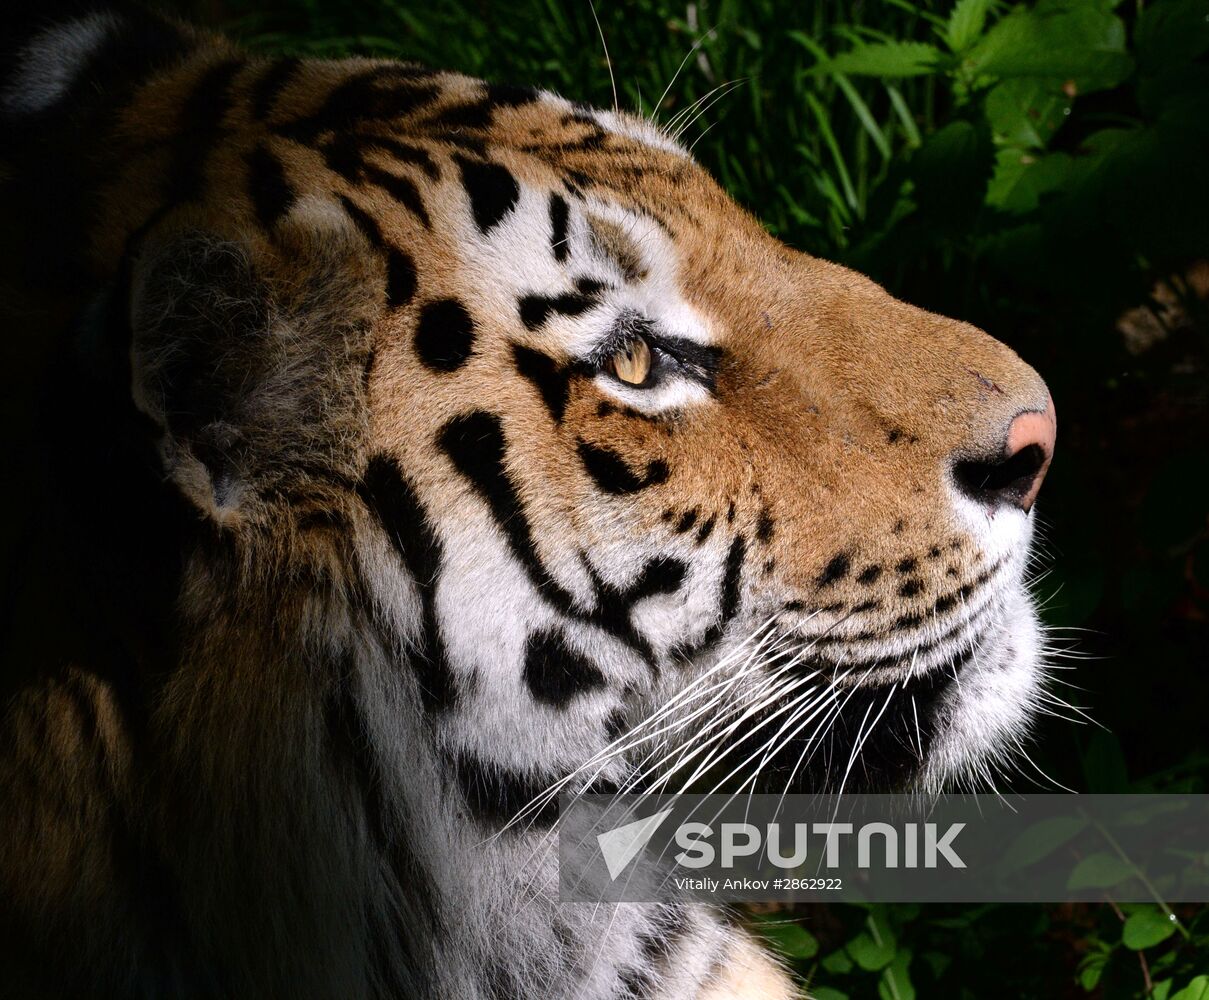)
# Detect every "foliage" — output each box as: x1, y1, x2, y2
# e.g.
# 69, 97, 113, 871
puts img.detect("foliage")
753, 899, 1209, 1000
162, 0, 1209, 993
